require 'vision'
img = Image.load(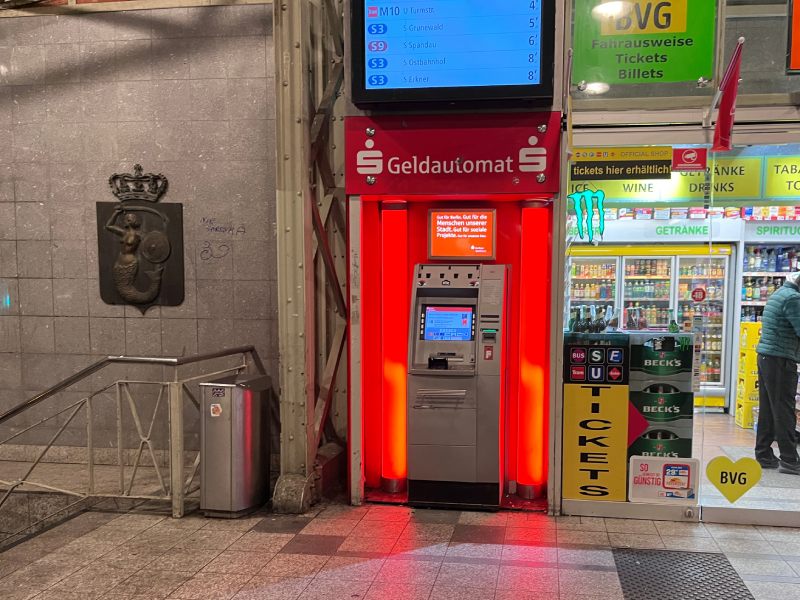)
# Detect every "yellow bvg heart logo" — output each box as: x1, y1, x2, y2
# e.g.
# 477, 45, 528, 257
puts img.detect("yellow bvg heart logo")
706, 457, 762, 503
